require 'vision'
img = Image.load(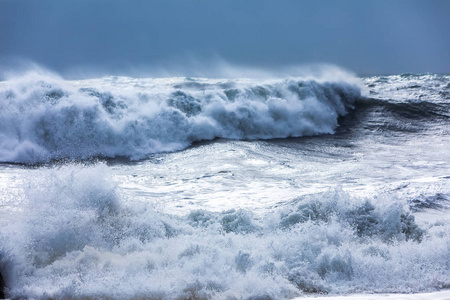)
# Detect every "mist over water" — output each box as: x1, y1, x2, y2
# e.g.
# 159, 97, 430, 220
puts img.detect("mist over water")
1, 1, 450, 75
